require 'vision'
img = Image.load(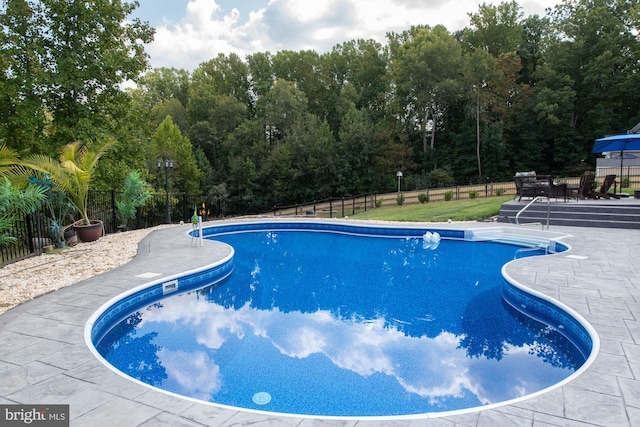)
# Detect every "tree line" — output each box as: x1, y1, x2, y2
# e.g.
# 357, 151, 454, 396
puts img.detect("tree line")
1, 0, 639, 213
